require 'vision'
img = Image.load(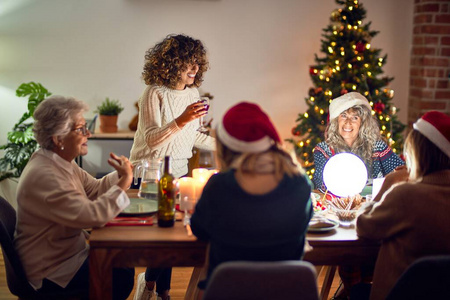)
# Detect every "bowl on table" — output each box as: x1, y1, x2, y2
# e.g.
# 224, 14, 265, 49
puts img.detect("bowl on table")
327, 194, 365, 226
330, 207, 359, 226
